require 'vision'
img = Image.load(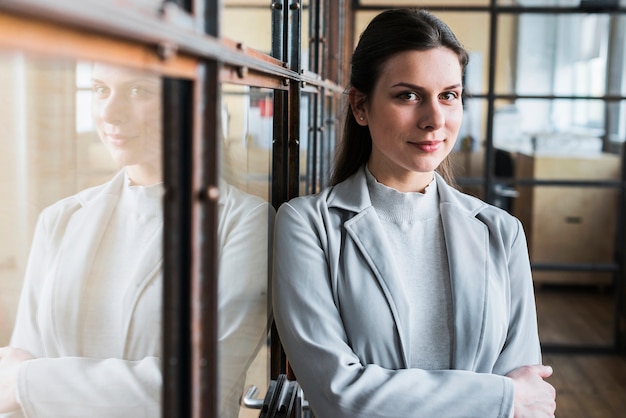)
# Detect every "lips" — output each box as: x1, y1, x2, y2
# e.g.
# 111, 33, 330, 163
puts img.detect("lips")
409, 140, 443, 153
104, 133, 138, 144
